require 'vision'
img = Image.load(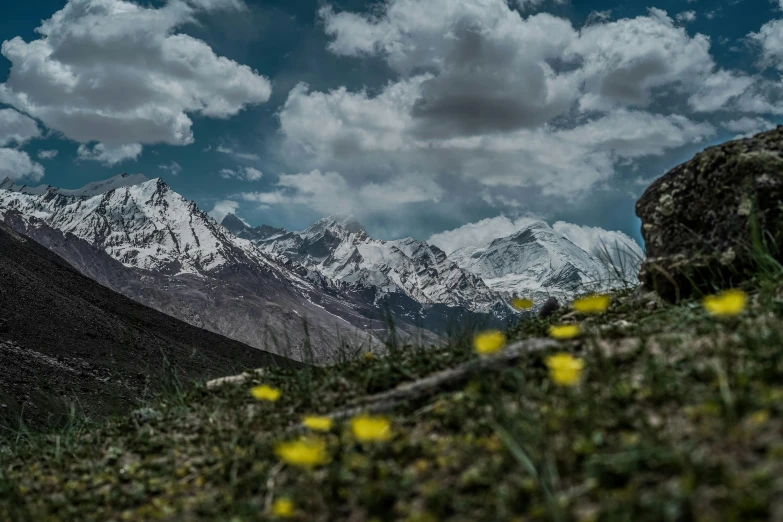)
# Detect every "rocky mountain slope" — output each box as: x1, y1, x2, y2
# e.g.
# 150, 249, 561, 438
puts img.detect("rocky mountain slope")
0, 221, 293, 429
0, 176, 459, 363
